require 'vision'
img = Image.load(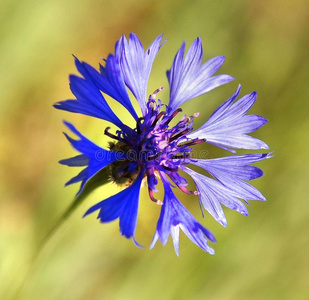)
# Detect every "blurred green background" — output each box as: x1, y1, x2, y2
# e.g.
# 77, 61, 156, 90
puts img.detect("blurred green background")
1, 0, 308, 299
